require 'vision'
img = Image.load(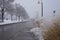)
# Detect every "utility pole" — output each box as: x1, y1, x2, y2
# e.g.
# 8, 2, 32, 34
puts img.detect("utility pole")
1, 0, 4, 22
